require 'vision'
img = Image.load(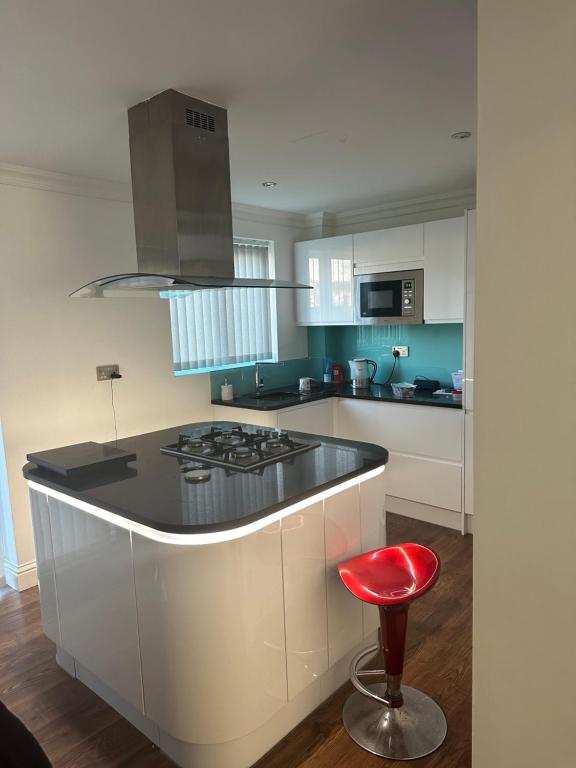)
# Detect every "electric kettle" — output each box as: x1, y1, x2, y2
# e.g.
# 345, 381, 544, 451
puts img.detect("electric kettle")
348, 358, 378, 389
